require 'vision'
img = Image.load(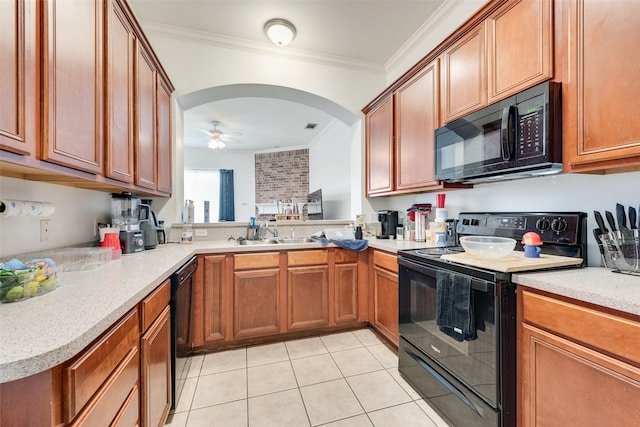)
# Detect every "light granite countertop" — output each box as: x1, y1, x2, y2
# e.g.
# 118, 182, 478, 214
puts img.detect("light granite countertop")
2, 237, 637, 383
514, 268, 640, 316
